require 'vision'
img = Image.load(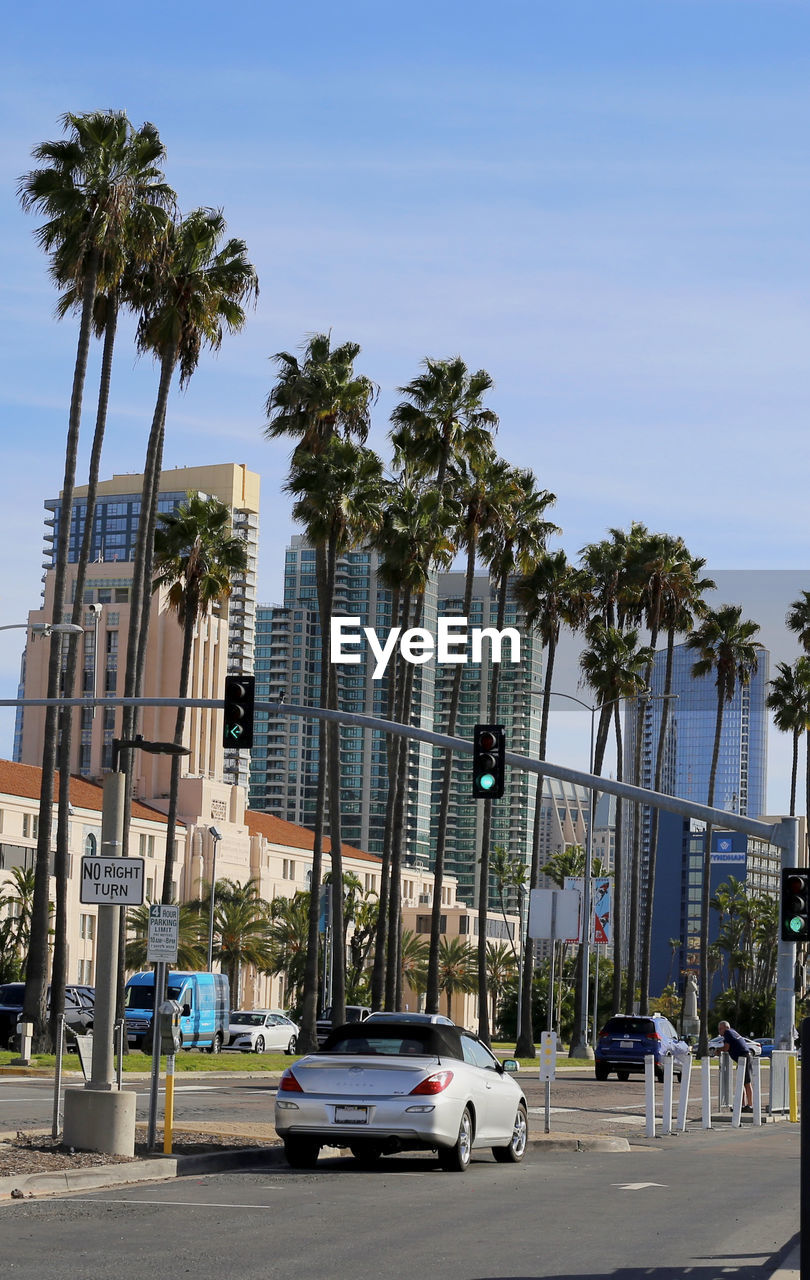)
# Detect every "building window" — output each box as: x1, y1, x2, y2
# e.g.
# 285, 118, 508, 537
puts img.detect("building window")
80, 913, 96, 940
22, 814, 38, 839
84, 832, 98, 856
